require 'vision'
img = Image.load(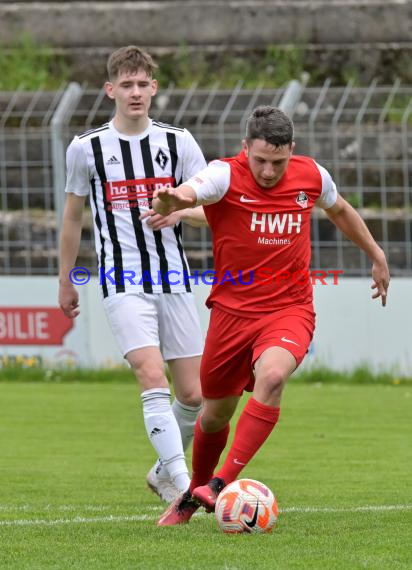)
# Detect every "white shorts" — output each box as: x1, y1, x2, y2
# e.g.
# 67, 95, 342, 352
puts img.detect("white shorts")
103, 292, 204, 360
